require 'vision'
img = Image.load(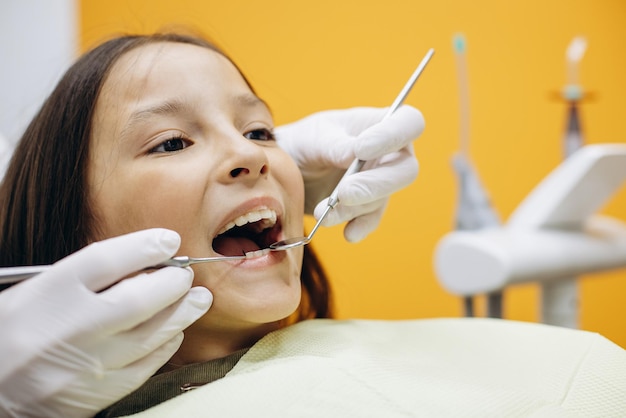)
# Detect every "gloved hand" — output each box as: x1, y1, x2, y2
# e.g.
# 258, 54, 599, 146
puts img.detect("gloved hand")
276, 105, 425, 242
0, 229, 212, 418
